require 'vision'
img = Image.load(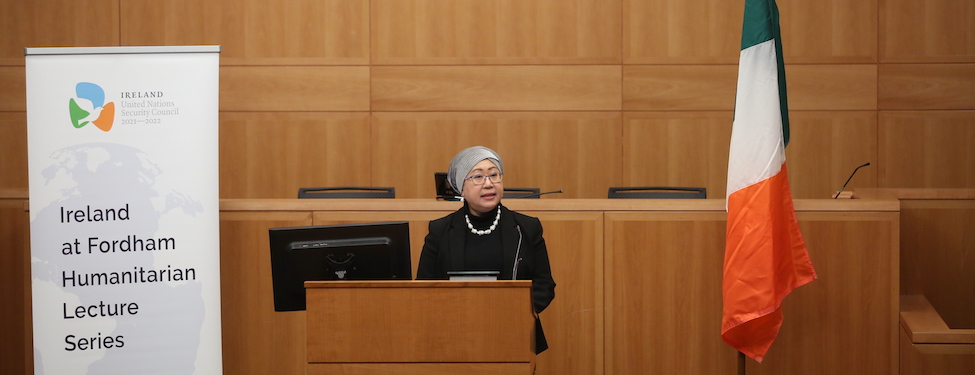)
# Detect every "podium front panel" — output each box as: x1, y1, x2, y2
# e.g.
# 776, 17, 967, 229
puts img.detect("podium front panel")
305, 280, 534, 364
